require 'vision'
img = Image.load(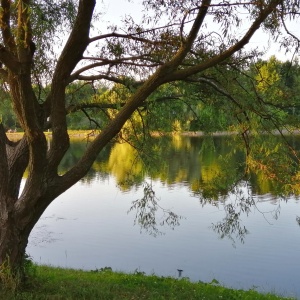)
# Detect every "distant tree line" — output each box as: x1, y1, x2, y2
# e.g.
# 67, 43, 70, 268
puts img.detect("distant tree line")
1, 56, 299, 134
